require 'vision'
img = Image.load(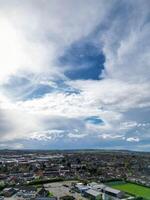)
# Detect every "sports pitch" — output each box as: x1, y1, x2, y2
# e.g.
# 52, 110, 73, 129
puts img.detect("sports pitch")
109, 182, 150, 200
